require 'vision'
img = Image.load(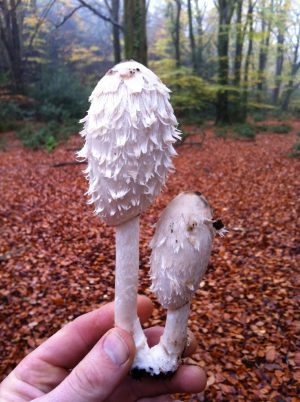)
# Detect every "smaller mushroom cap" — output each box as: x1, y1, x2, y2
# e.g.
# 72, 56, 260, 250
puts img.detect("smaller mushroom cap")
150, 192, 214, 310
